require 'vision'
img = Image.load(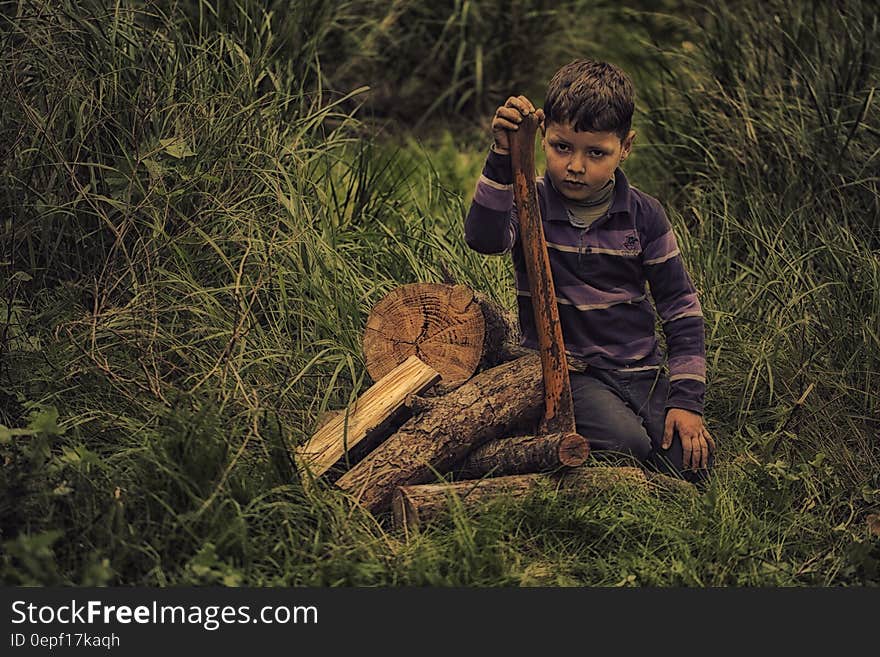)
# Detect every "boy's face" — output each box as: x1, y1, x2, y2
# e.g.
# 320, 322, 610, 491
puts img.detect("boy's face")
541, 121, 635, 202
